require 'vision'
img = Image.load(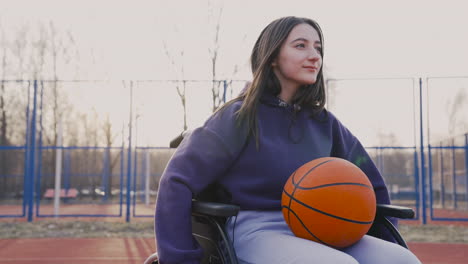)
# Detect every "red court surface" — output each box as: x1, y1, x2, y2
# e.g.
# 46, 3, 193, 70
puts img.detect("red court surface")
0, 238, 467, 264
